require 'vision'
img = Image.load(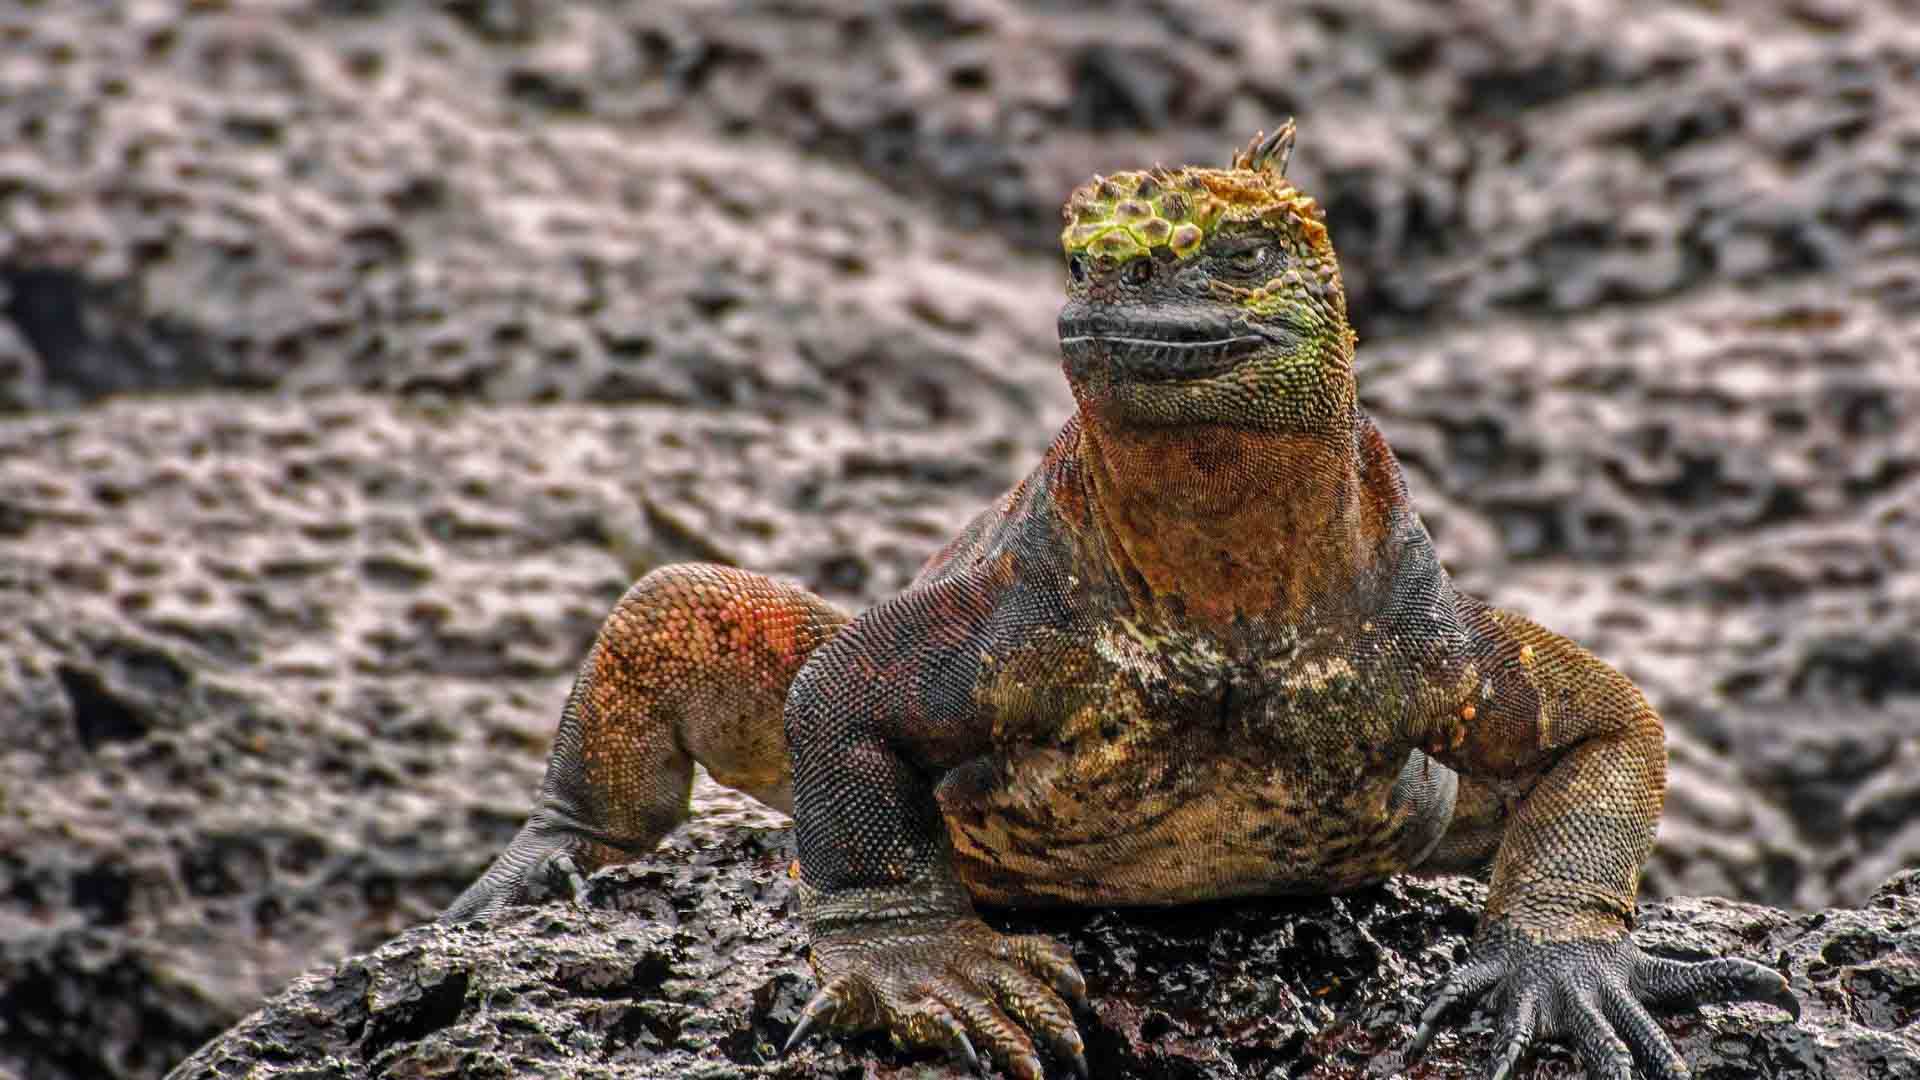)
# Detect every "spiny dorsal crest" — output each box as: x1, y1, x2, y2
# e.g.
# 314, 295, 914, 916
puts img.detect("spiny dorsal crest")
1230, 119, 1297, 176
